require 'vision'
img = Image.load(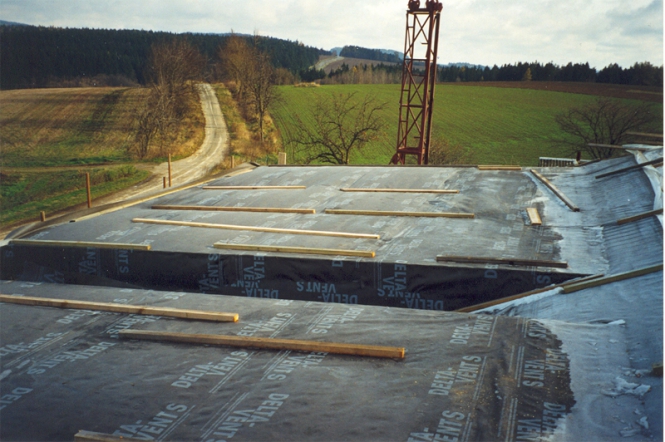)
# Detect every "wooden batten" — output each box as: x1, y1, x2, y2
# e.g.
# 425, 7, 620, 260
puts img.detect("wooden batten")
151, 204, 316, 214
214, 243, 376, 258
324, 209, 474, 218
340, 188, 458, 194
202, 185, 306, 190
119, 330, 405, 359
436, 255, 568, 269
0, 294, 239, 322
526, 208, 542, 225
132, 218, 380, 240
9, 239, 151, 251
